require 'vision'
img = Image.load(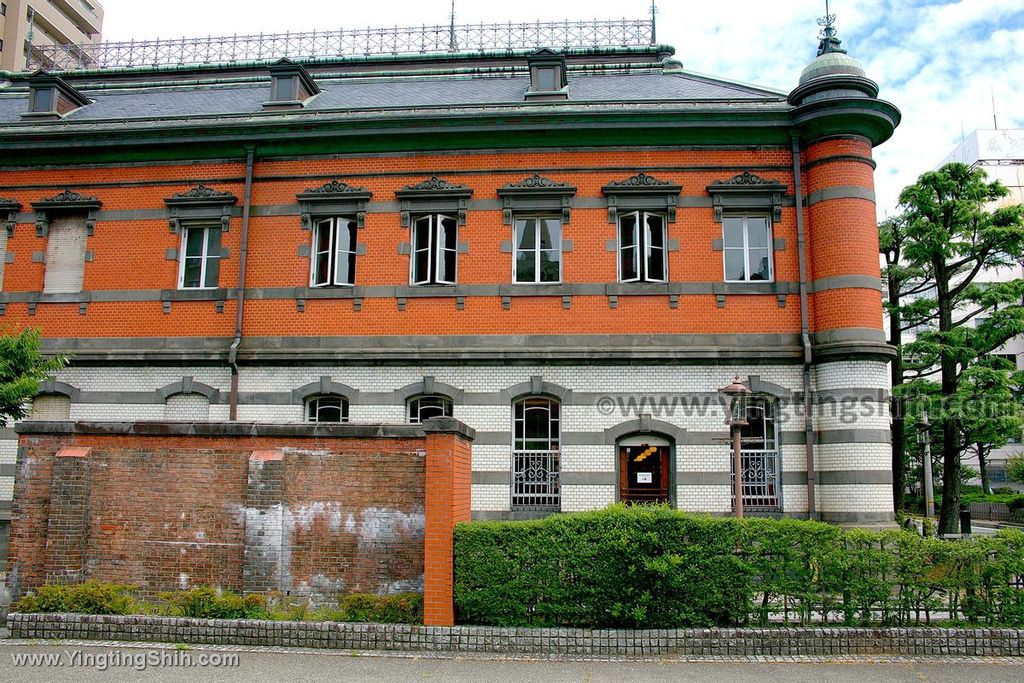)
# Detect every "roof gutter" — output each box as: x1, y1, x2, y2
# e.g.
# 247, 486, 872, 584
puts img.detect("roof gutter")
228, 145, 255, 421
